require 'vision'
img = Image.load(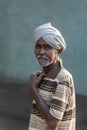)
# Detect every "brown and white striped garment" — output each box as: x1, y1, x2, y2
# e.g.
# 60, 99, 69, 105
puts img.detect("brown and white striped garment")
28, 60, 76, 130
